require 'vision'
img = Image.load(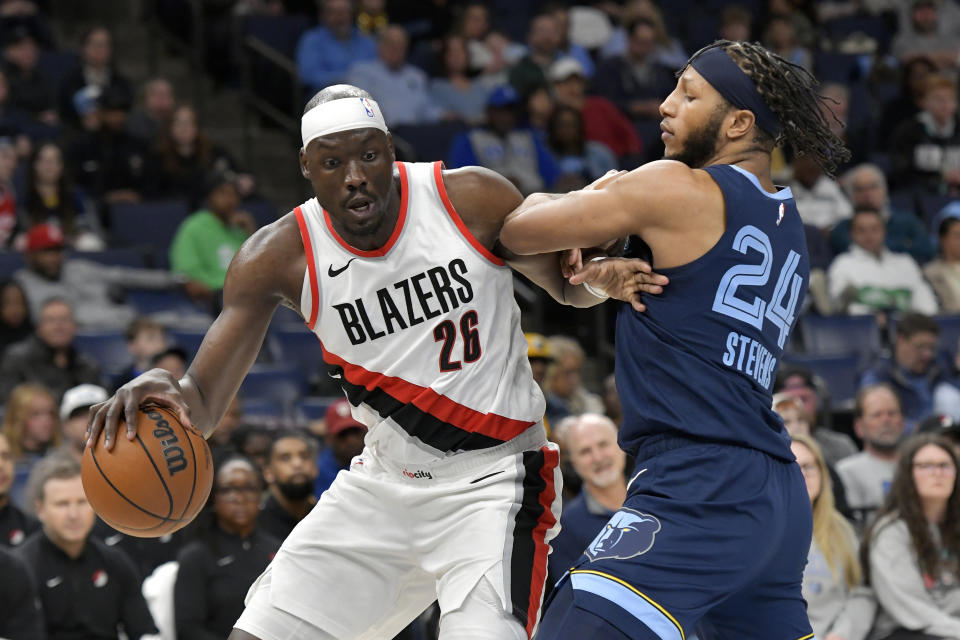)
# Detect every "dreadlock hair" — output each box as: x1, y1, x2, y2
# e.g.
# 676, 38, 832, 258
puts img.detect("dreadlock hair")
687, 40, 851, 177
860, 434, 960, 586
